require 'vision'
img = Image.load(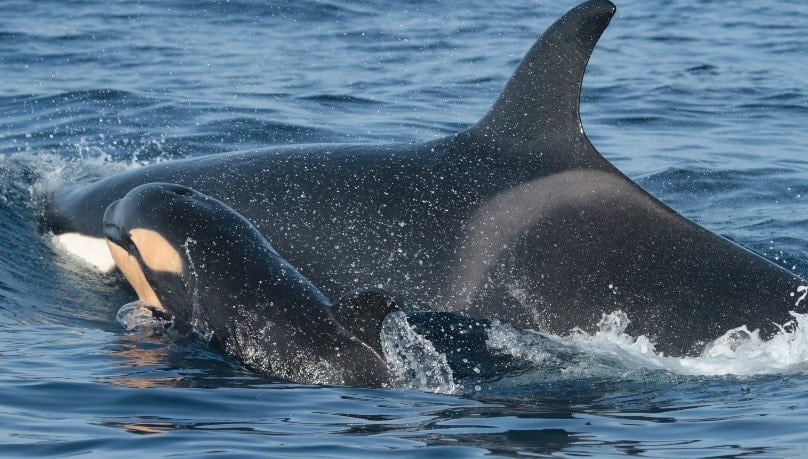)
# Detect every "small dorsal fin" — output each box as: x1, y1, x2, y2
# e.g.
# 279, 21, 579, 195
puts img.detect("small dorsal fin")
333, 287, 400, 356
456, 0, 616, 169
